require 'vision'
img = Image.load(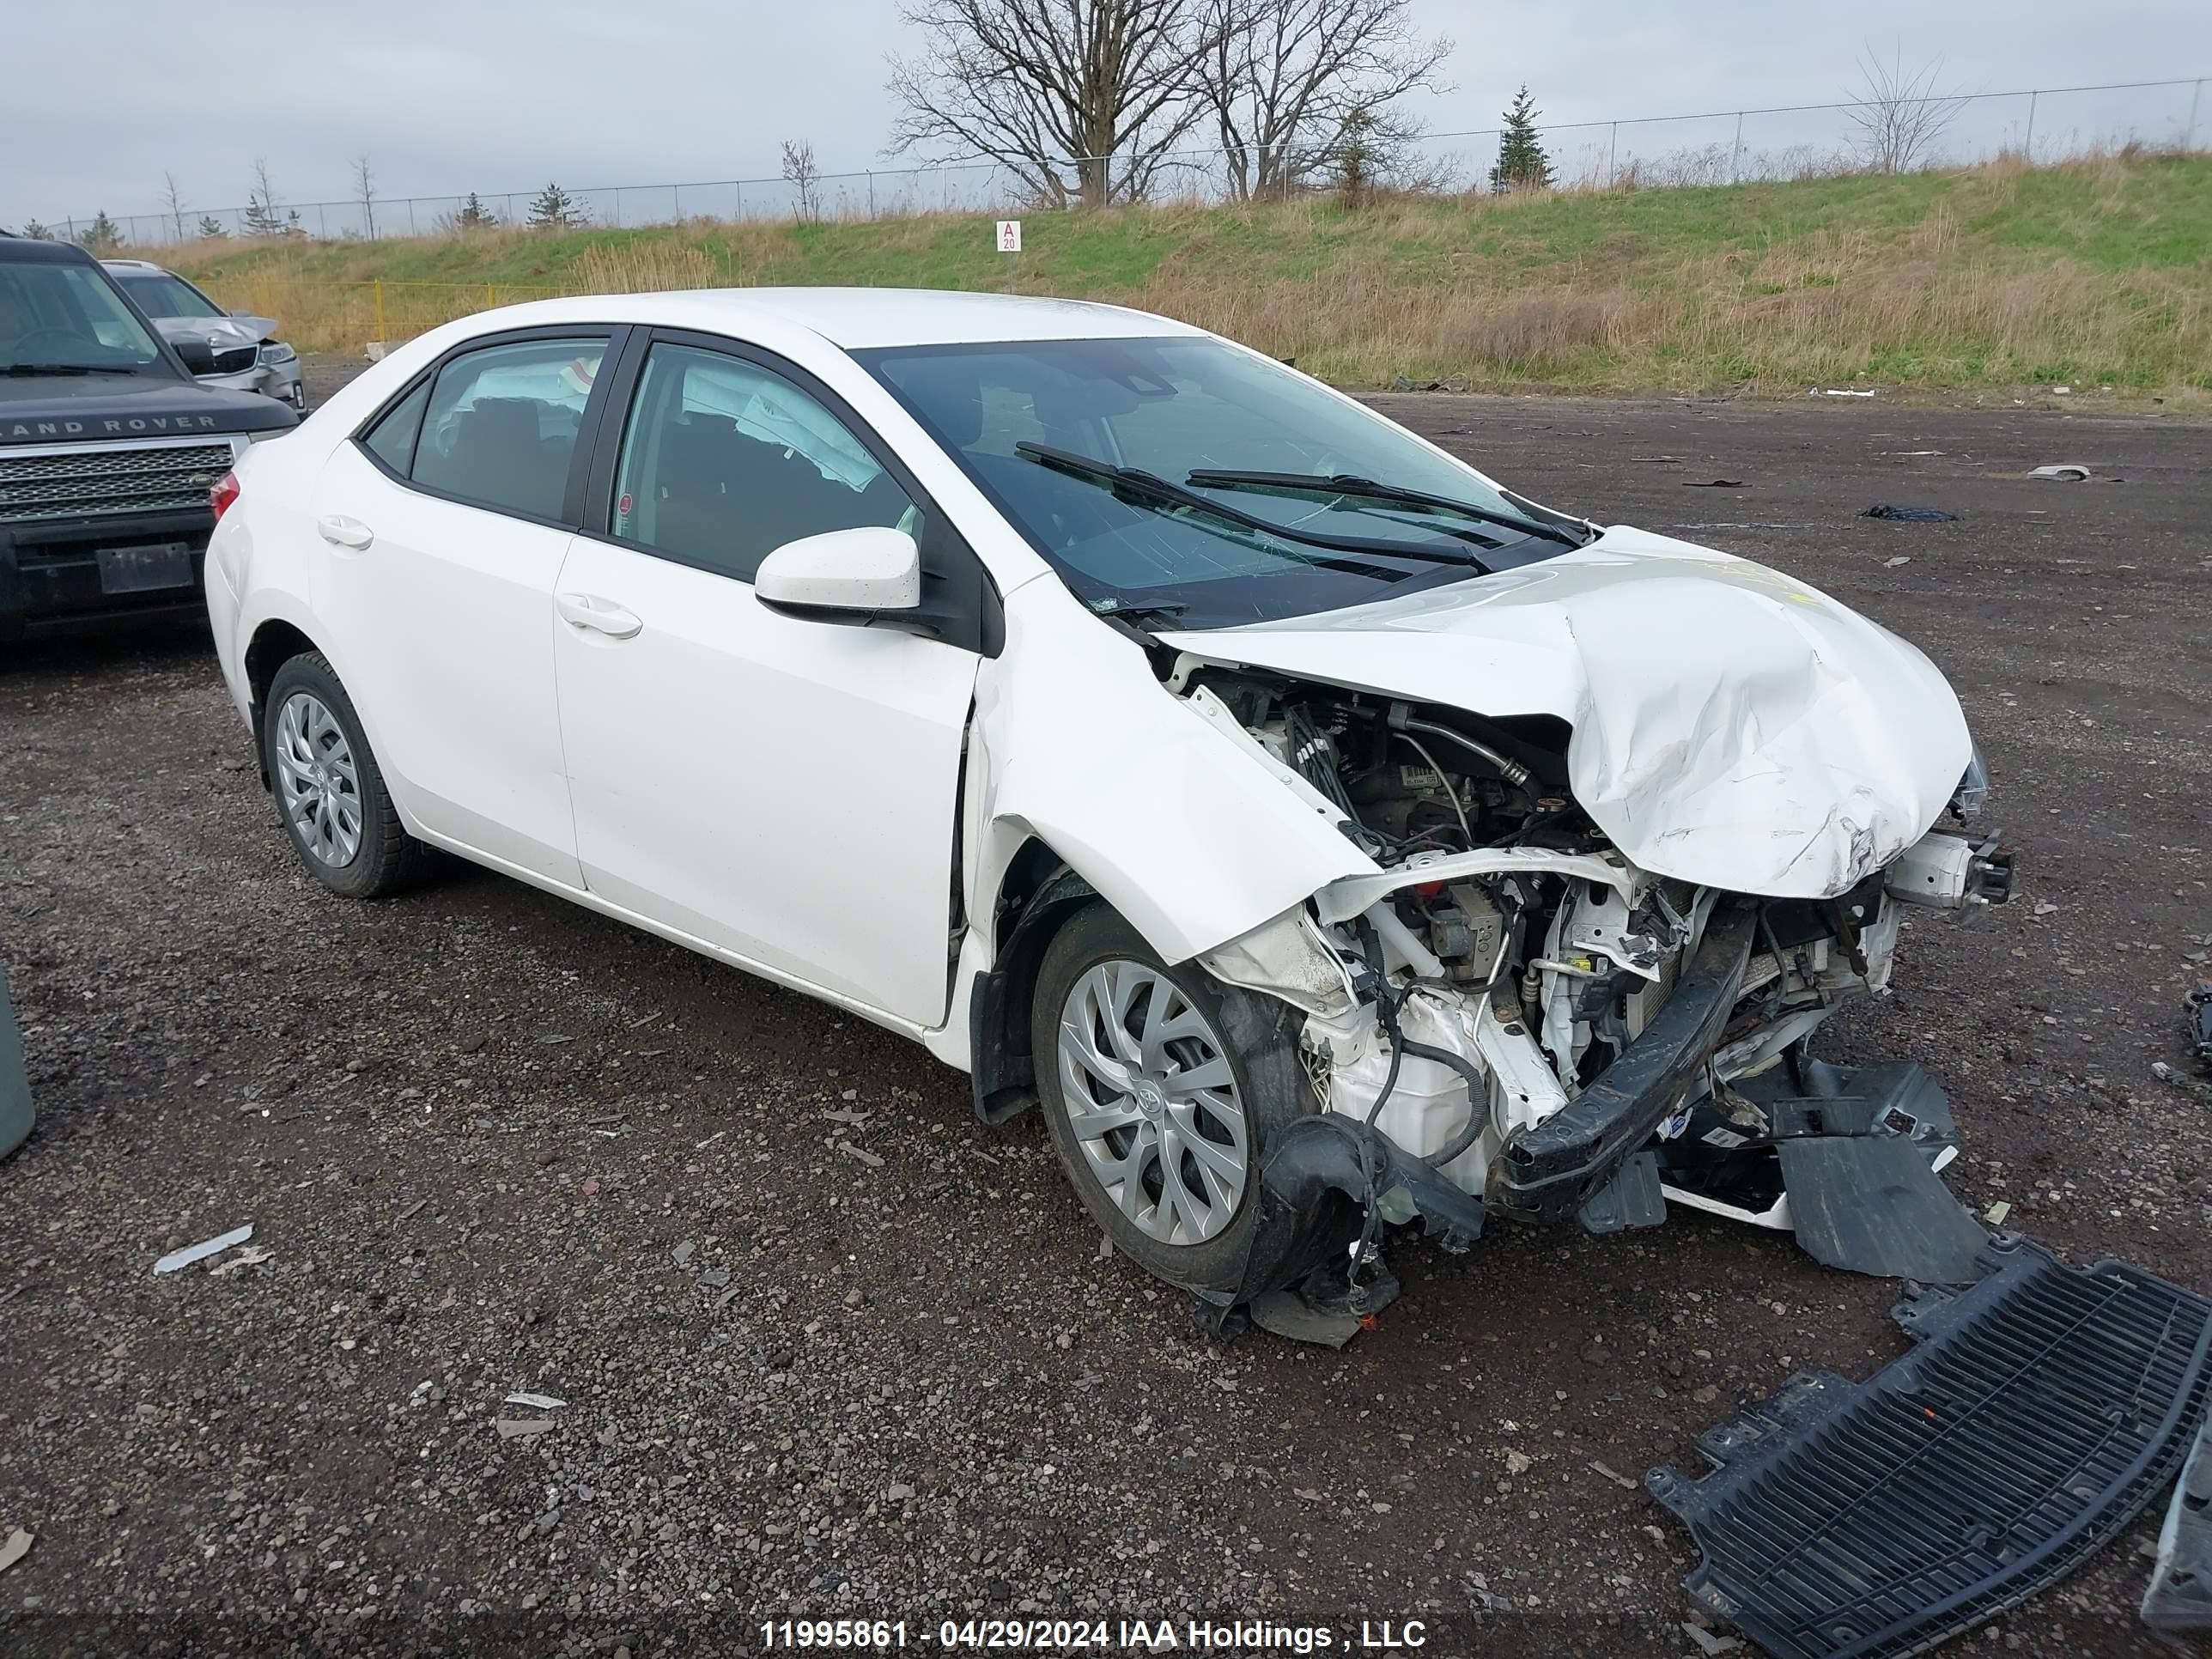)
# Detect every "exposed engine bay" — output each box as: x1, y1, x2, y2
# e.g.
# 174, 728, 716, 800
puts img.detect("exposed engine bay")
1176, 661, 2014, 1321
